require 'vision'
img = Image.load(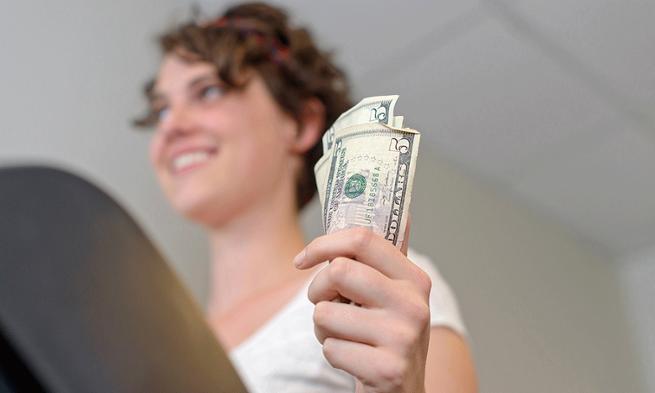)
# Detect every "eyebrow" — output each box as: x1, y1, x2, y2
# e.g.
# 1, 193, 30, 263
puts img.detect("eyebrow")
148, 73, 219, 104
